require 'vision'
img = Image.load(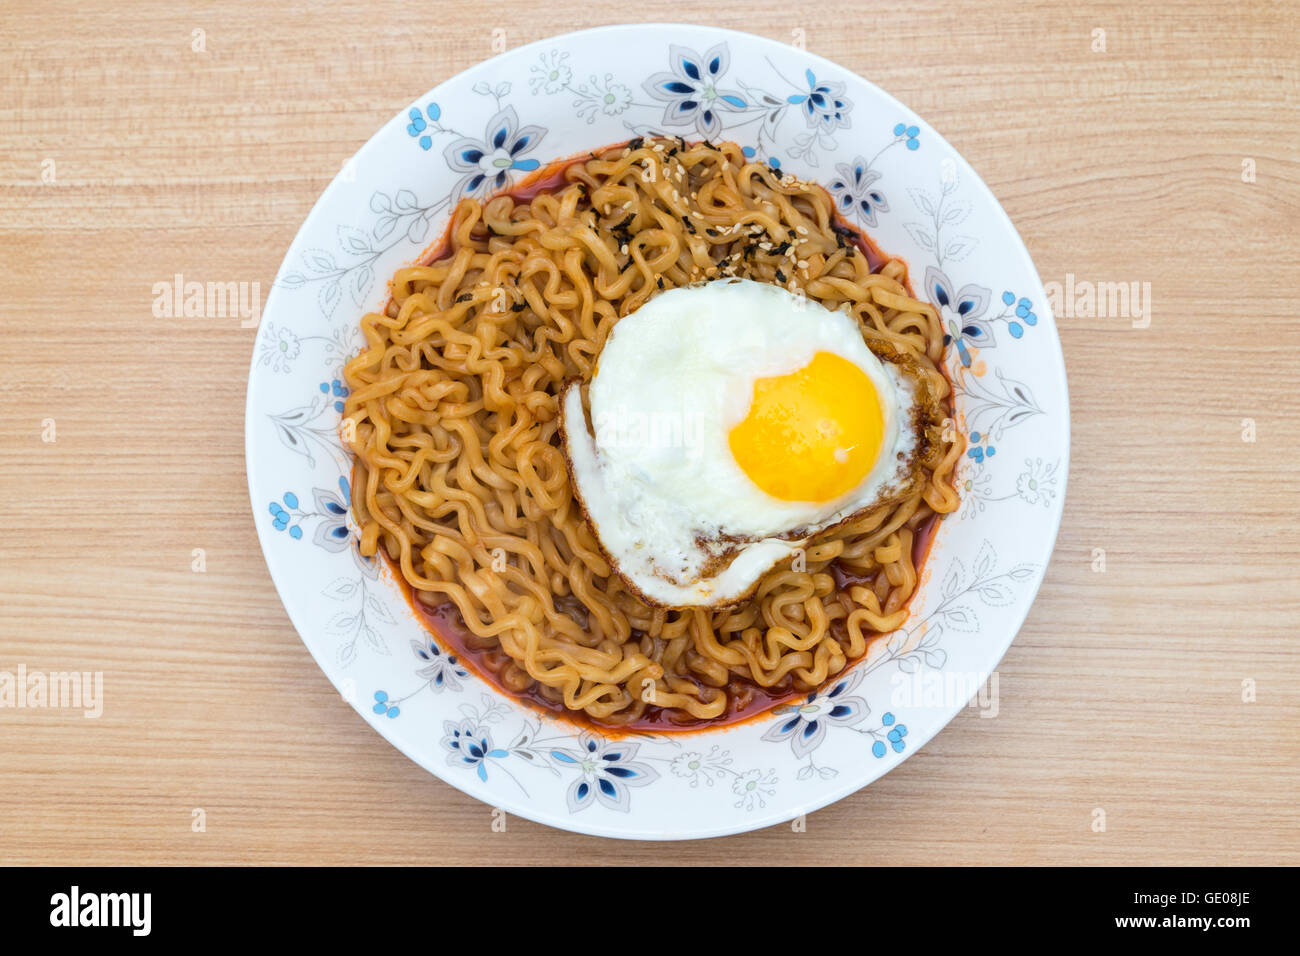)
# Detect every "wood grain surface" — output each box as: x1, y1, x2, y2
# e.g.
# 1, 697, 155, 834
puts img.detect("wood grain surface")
1, 0, 1297, 866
